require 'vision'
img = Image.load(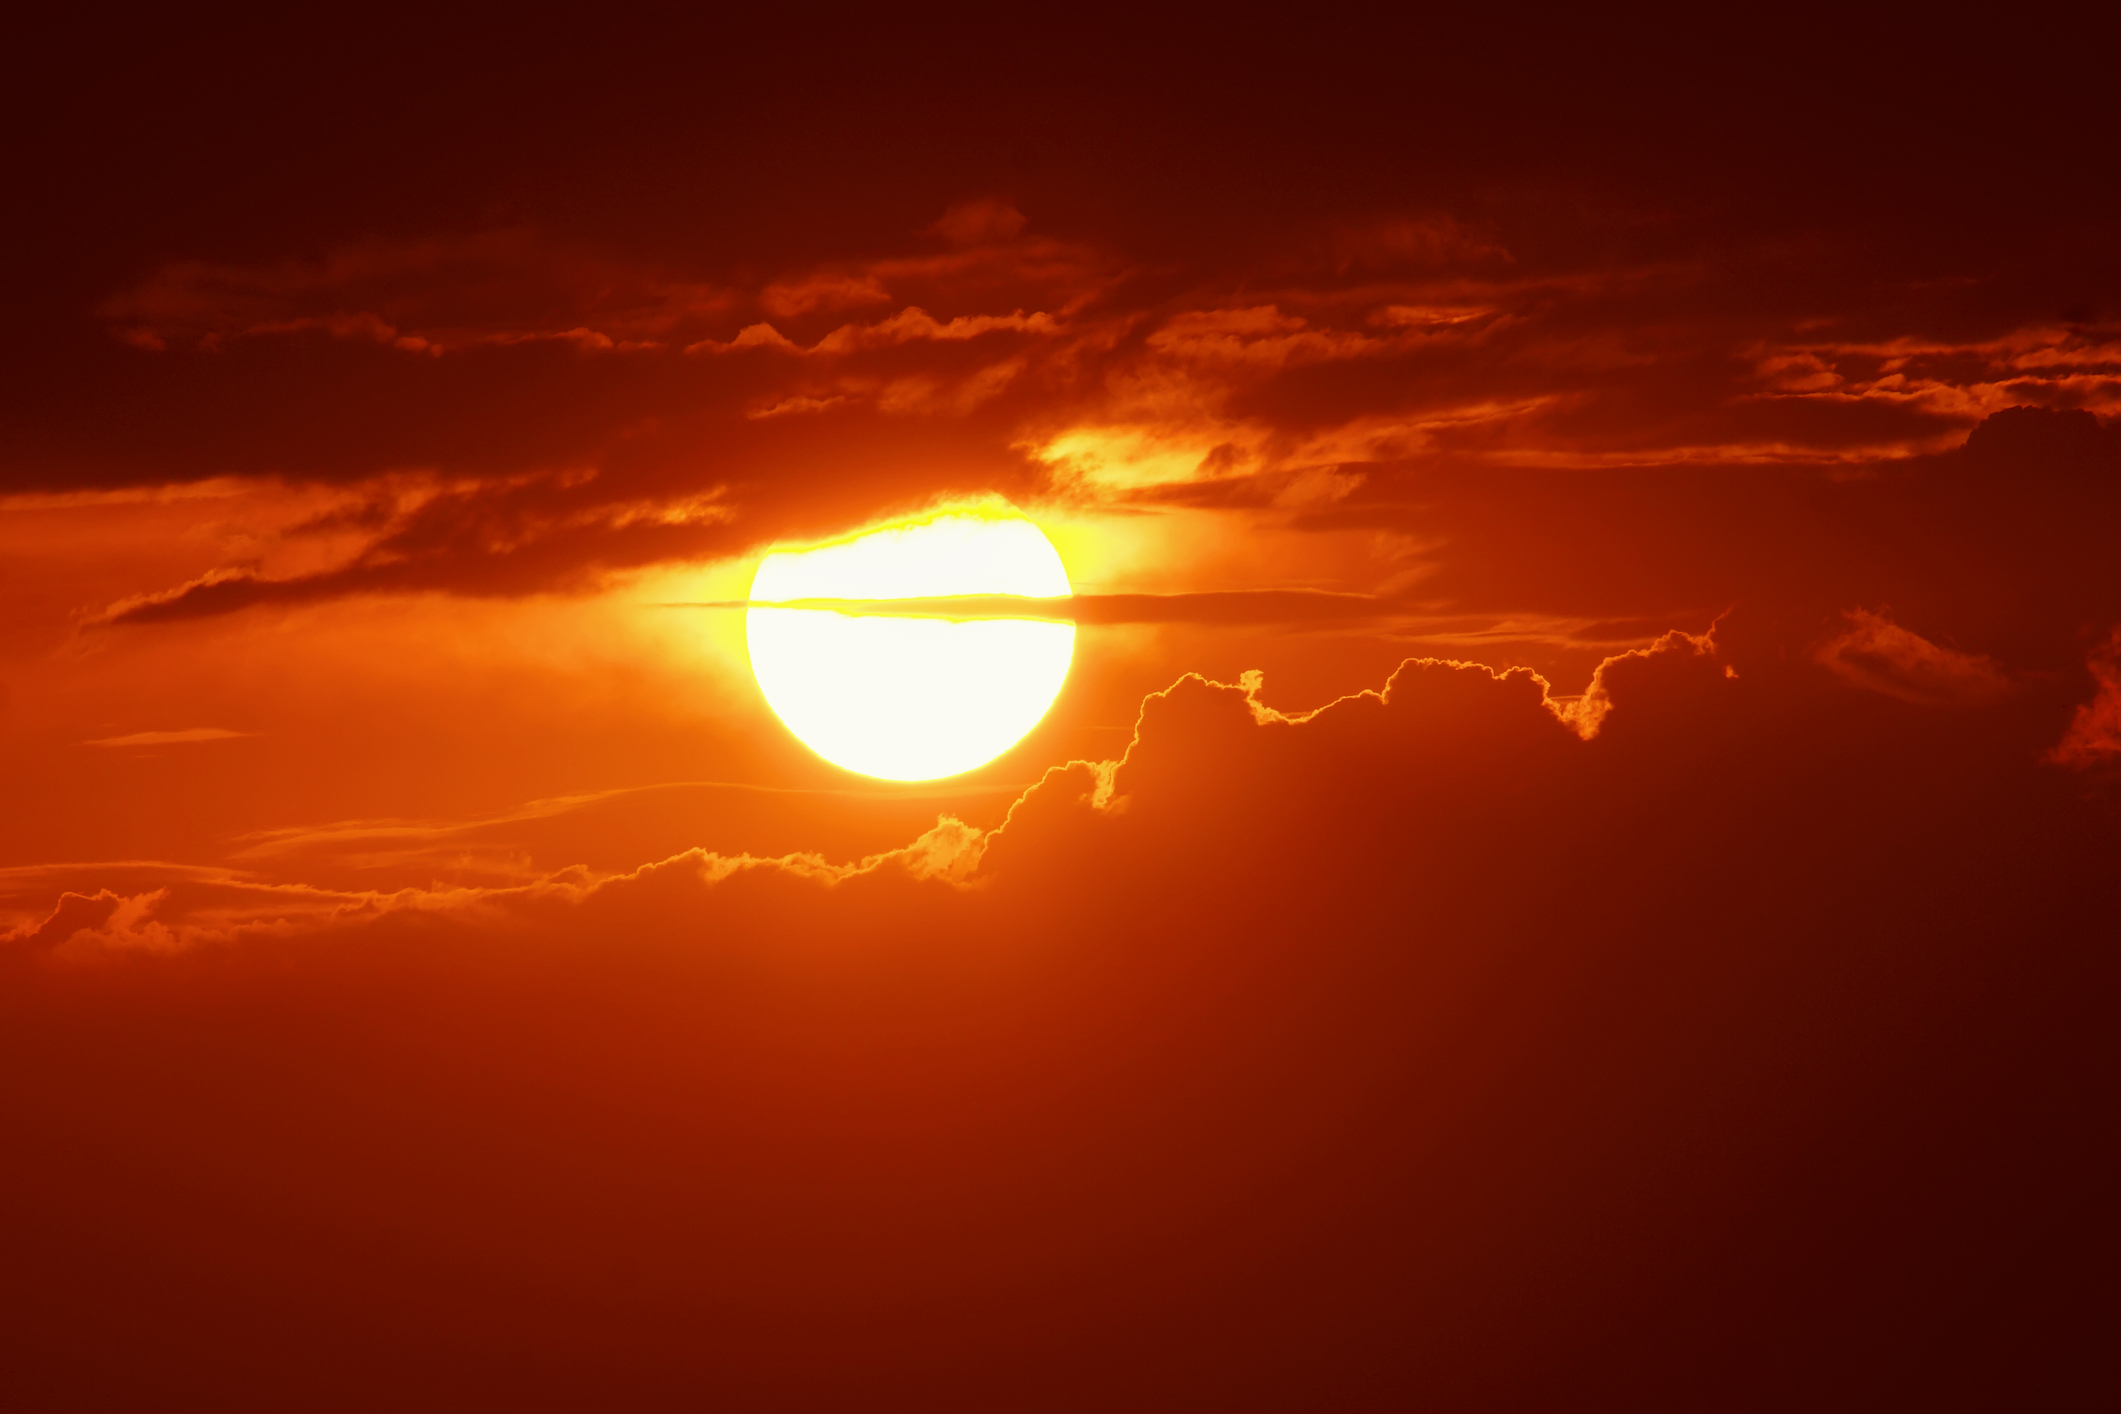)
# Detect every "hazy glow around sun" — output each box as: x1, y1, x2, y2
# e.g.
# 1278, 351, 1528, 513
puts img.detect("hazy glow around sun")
746, 508, 1074, 781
